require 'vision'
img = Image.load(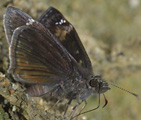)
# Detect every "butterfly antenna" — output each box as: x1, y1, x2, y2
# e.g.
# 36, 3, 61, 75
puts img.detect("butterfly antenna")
109, 83, 139, 99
